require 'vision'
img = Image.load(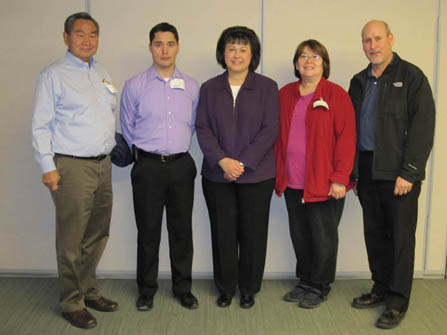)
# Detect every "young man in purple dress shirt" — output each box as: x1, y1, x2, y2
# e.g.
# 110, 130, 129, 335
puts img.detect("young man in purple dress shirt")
120, 22, 200, 311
